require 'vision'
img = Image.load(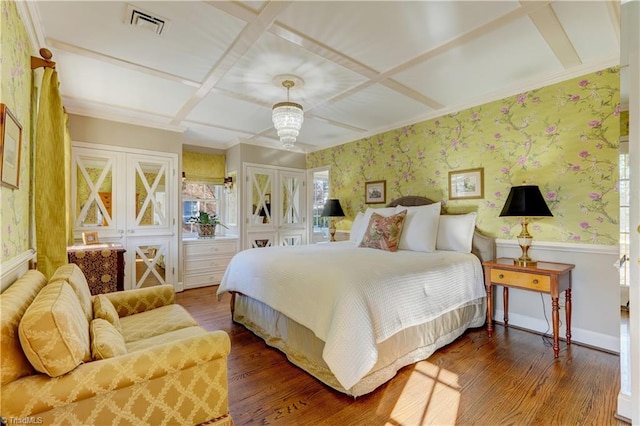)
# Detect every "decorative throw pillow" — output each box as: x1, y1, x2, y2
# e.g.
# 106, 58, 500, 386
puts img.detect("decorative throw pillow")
354, 207, 397, 244
436, 212, 478, 253
18, 282, 91, 377
90, 319, 127, 360
395, 202, 441, 252
93, 294, 122, 333
49, 264, 94, 324
358, 210, 407, 252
